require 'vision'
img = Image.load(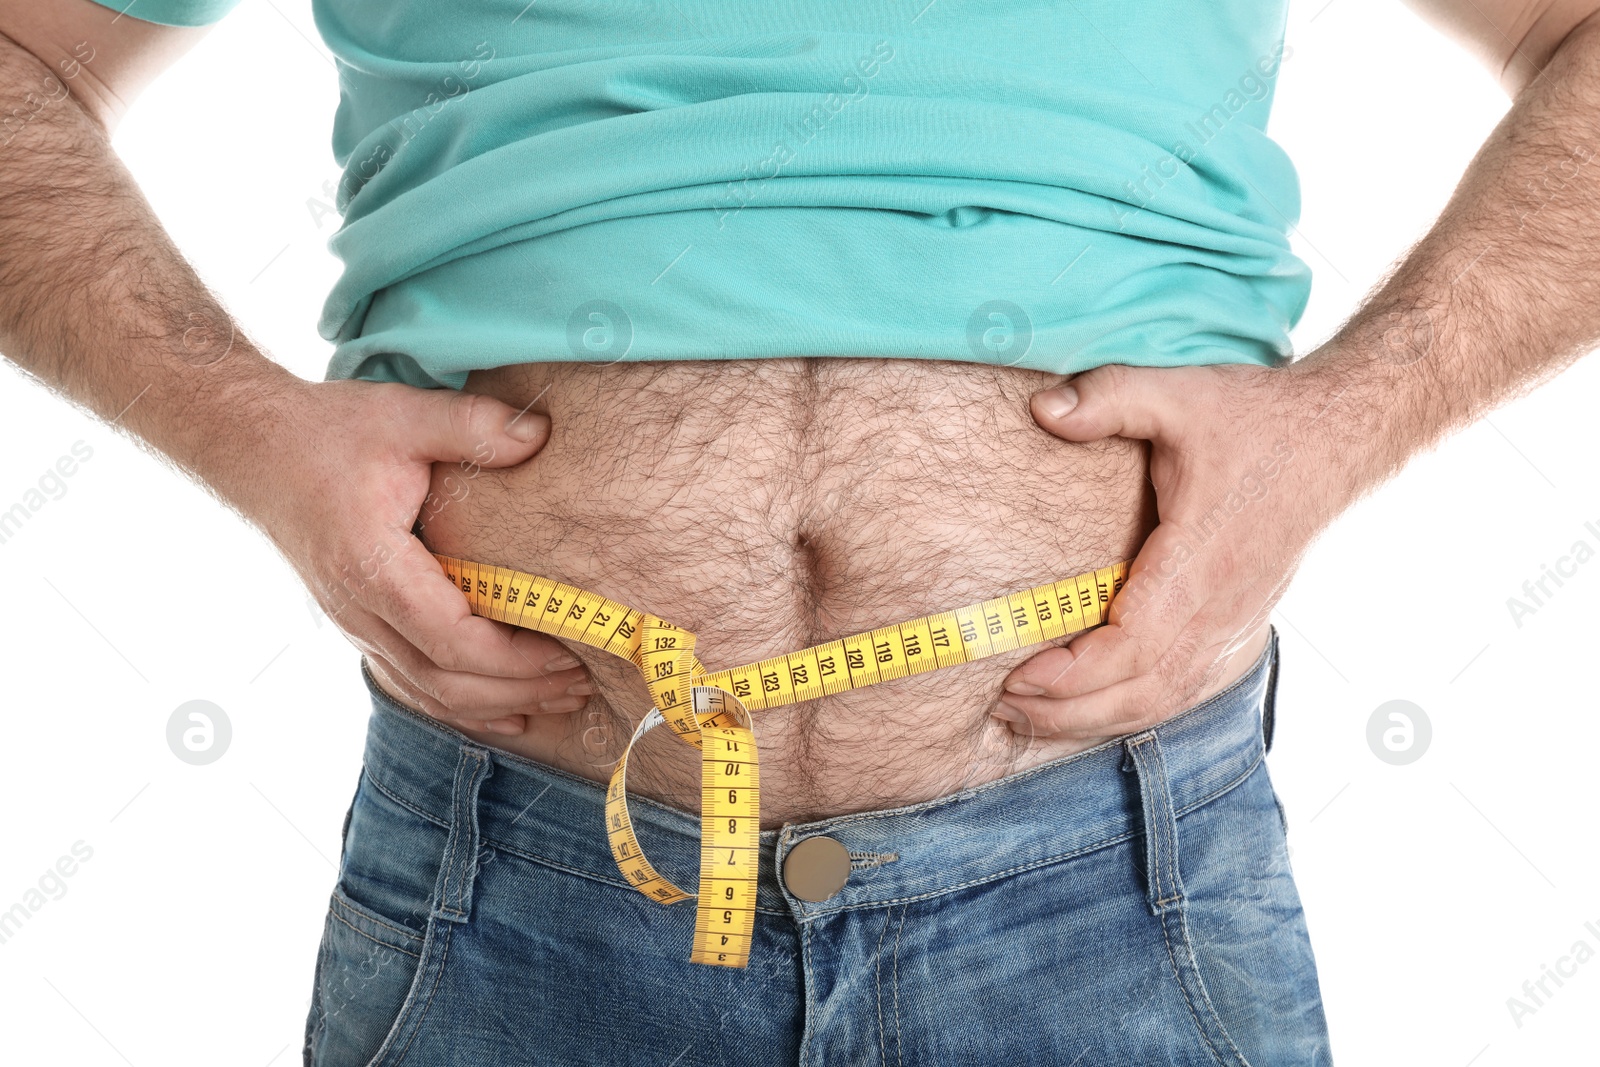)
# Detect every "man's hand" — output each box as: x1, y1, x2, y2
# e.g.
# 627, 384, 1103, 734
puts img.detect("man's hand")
997, 3, 1600, 739
0, 21, 591, 736
994, 361, 1357, 739
221, 378, 591, 736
